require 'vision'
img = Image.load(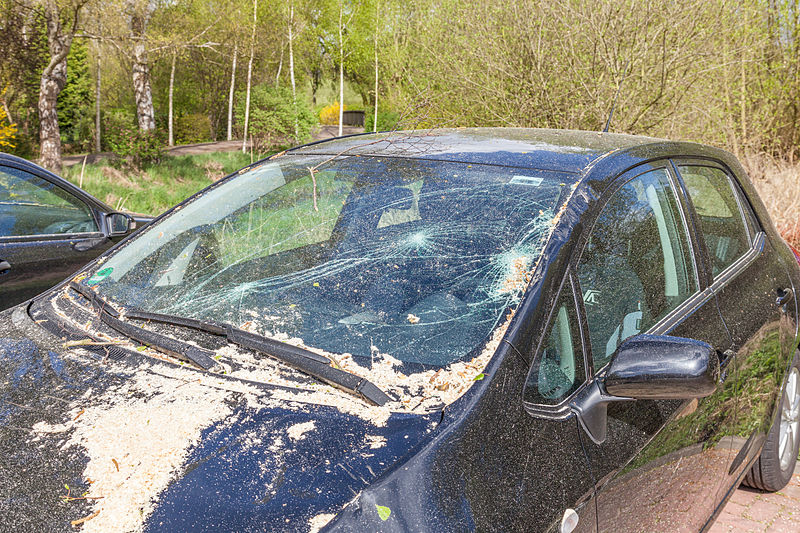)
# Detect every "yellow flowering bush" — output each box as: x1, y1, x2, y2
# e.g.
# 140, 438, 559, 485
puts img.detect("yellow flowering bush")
0, 88, 17, 150
319, 102, 344, 125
